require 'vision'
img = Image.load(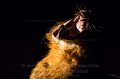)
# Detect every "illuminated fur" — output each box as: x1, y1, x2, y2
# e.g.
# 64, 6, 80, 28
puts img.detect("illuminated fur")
30, 10, 99, 79
30, 24, 87, 79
